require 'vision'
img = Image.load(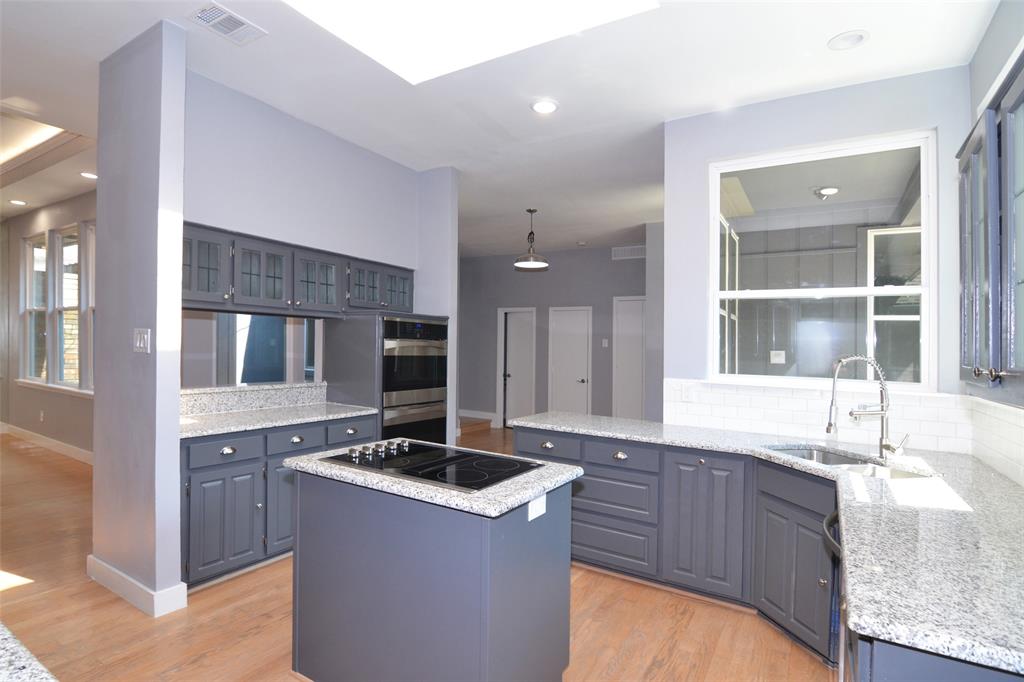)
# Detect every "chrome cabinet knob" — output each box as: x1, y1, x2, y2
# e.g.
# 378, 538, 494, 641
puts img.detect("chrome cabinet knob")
818, 578, 828, 587
295, 300, 302, 306
612, 451, 629, 461
290, 435, 304, 444
346, 427, 358, 435
222, 292, 230, 300
219, 446, 237, 456
541, 441, 555, 450
986, 367, 1007, 381
256, 502, 263, 511
972, 366, 985, 378
698, 458, 706, 465
286, 300, 292, 305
